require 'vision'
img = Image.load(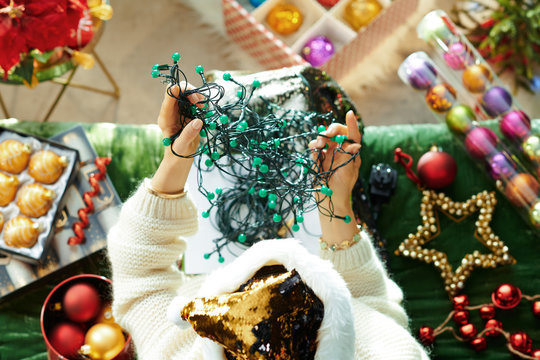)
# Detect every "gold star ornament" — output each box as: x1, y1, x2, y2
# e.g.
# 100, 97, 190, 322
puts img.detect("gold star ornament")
395, 190, 515, 297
